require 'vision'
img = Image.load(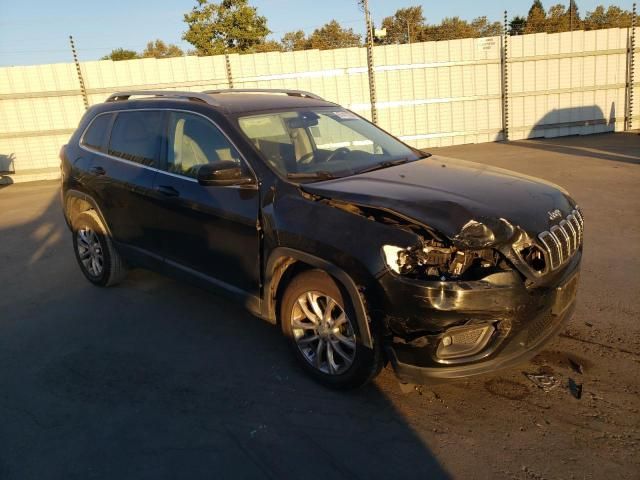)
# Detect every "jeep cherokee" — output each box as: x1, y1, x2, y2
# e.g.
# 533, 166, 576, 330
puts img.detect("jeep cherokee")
60, 89, 583, 389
